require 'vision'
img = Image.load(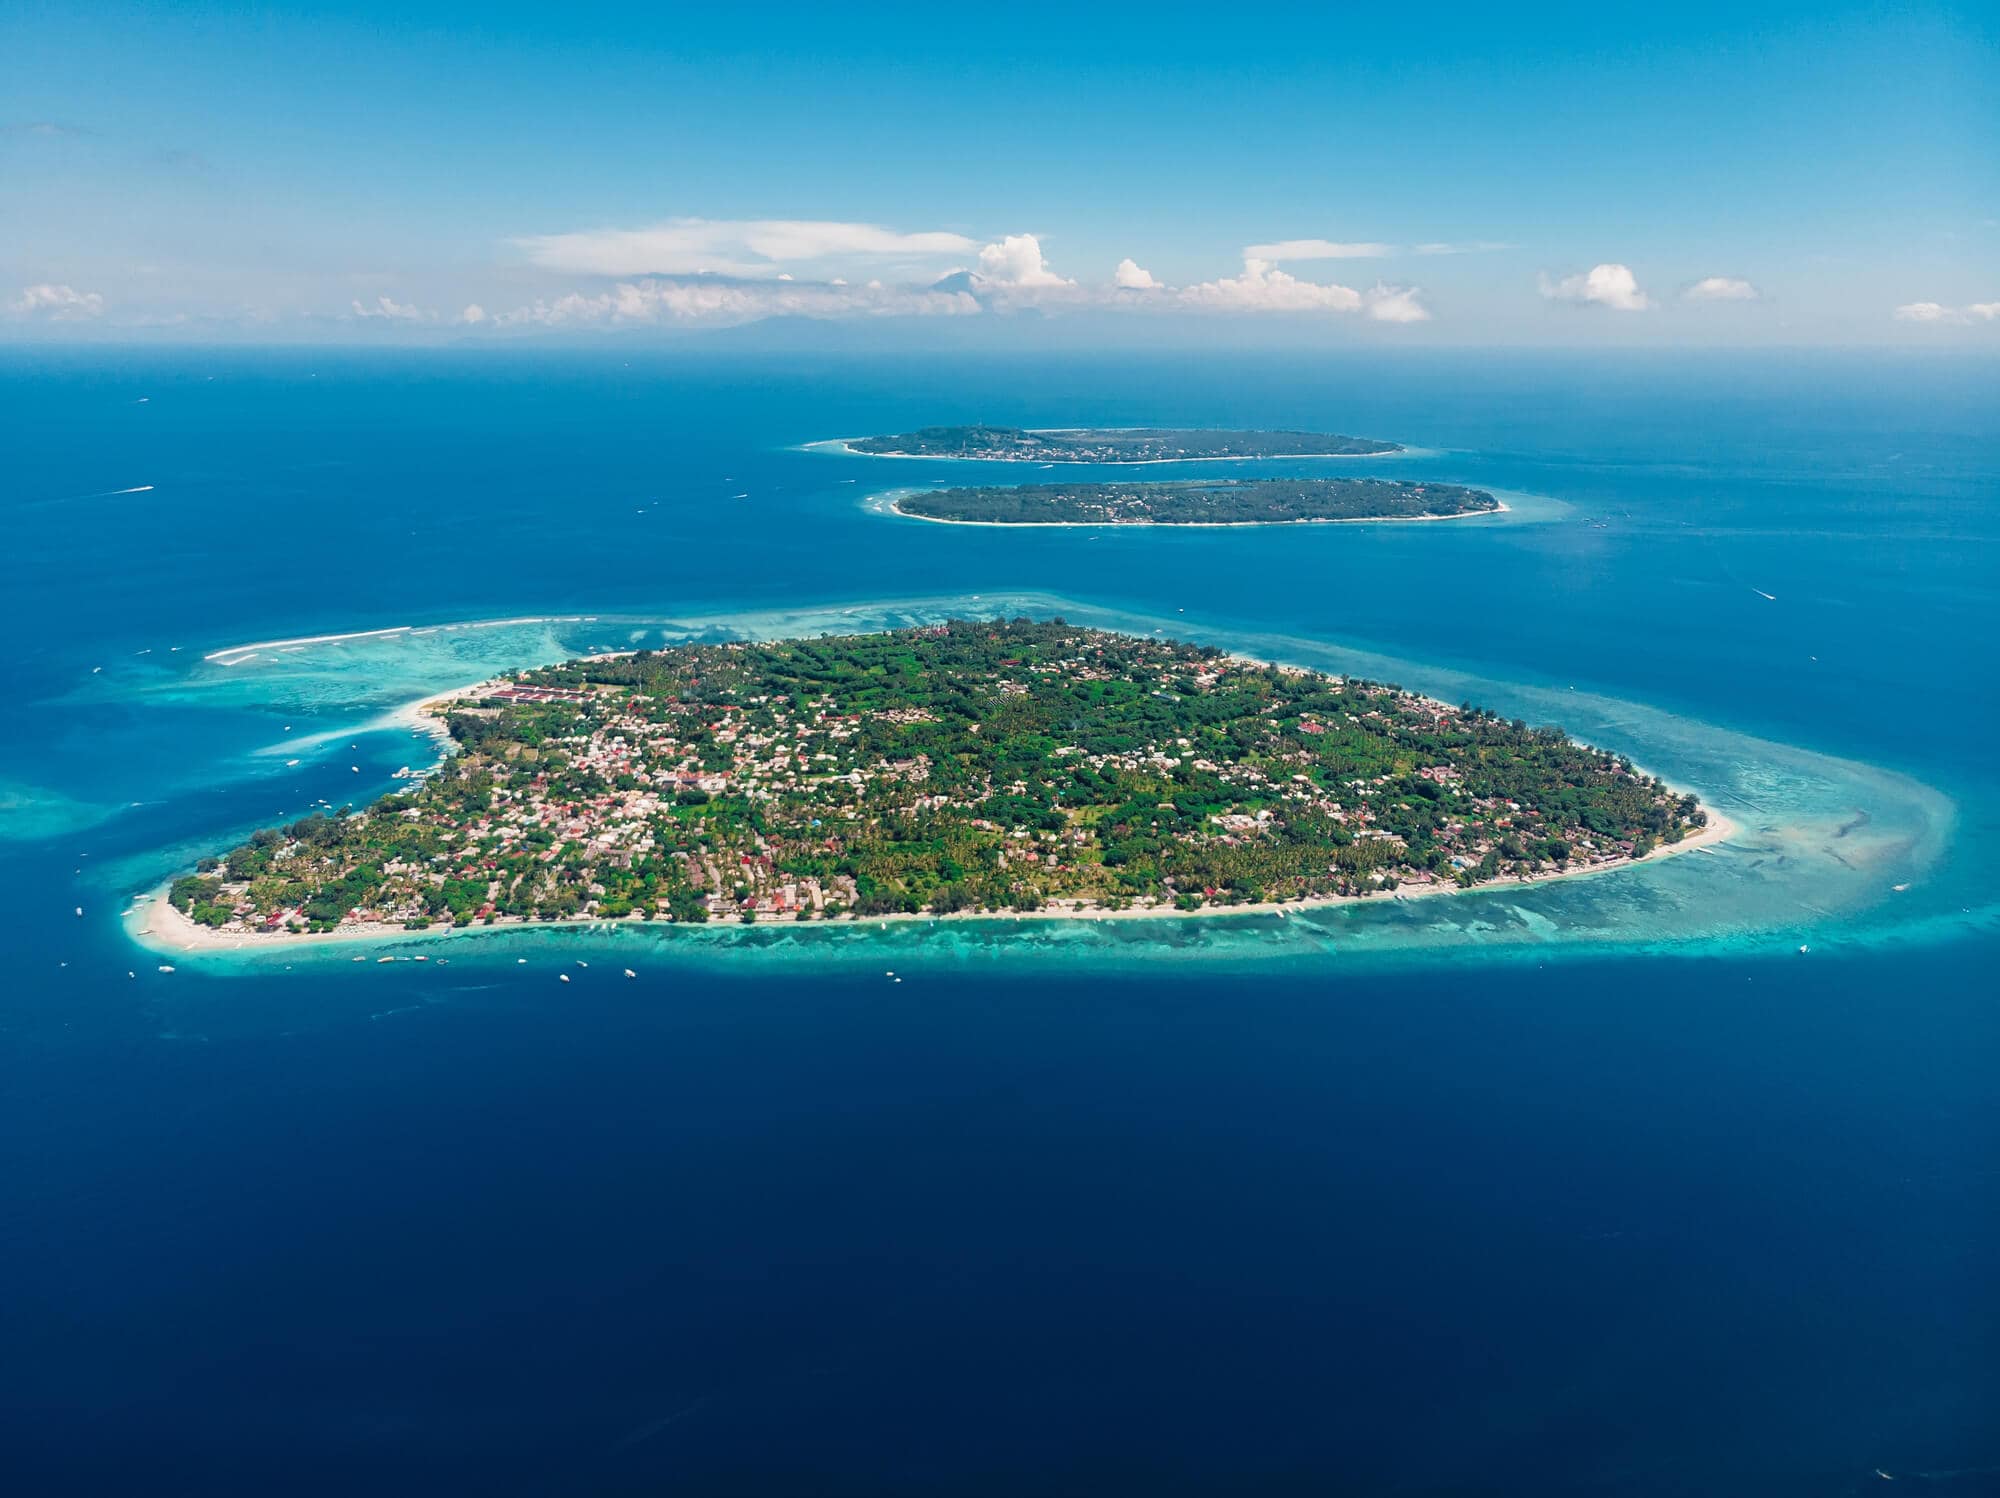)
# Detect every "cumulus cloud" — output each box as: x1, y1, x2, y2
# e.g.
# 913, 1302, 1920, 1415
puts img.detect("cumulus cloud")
1178, 258, 1363, 313
8, 282, 105, 319
1243, 238, 1392, 261
1364, 283, 1431, 323
1894, 299, 2000, 324
1540, 263, 1651, 312
349, 295, 433, 322
514, 218, 975, 278
974, 233, 1072, 288
1684, 276, 1760, 302
458, 304, 487, 325
1113, 257, 1159, 290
